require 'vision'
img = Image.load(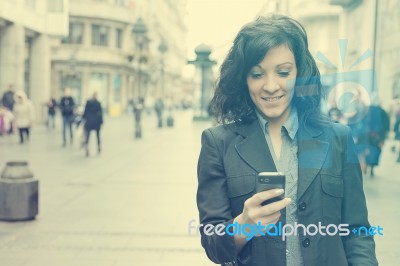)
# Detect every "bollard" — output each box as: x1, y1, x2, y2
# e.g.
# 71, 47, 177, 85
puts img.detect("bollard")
0, 161, 39, 221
